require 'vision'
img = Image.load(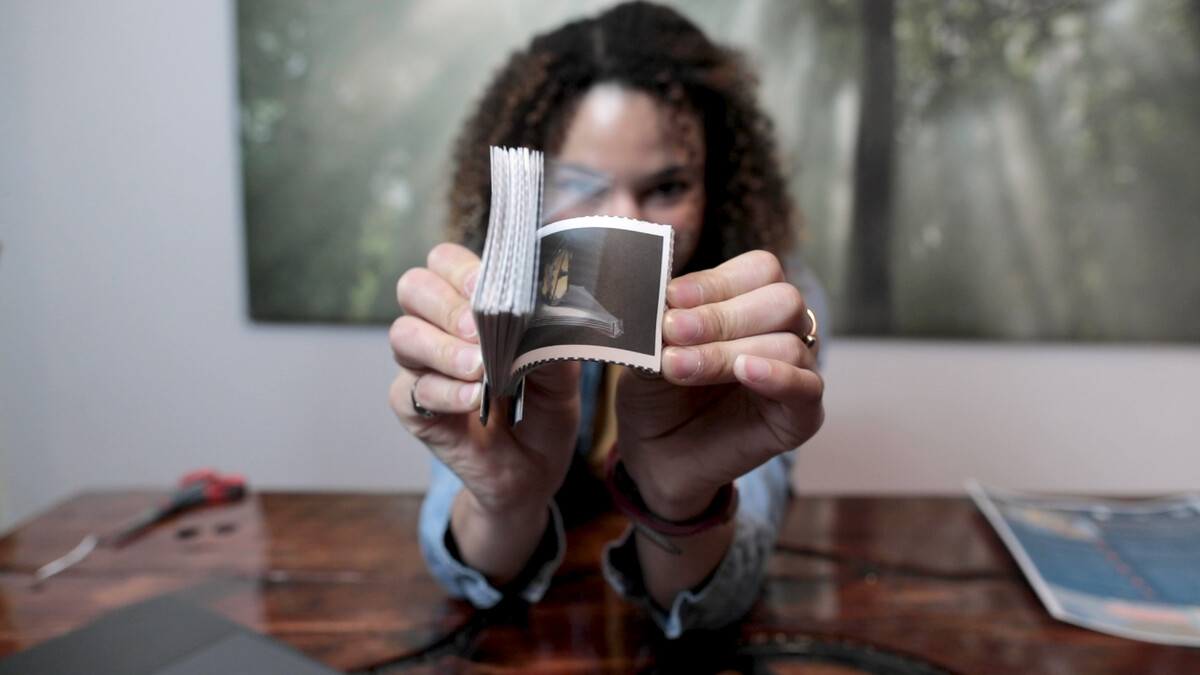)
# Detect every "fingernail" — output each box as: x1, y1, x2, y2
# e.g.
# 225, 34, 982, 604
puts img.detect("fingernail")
457, 309, 477, 339
464, 269, 479, 296
668, 348, 702, 381
459, 382, 482, 406
735, 354, 771, 382
666, 310, 702, 345
667, 280, 704, 307
456, 346, 482, 375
